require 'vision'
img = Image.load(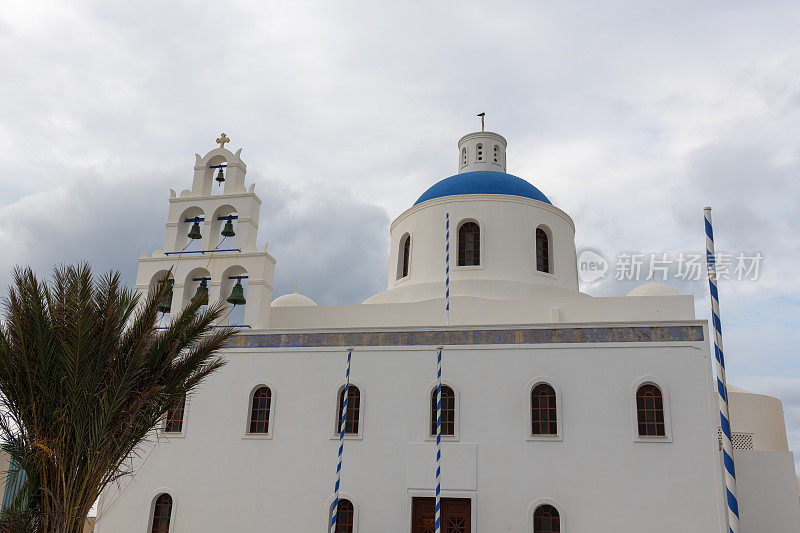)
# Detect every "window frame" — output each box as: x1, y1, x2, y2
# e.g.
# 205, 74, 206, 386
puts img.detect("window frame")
325, 493, 359, 533
630, 376, 672, 443
242, 382, 275, 440
426, 380, 459, 442
527, 498, 565, 533
161, 396, 188, 438
146, 490, 176, 533
455, 219, 483, 270
526, 378, 563, 442
330, 379, 364, 440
